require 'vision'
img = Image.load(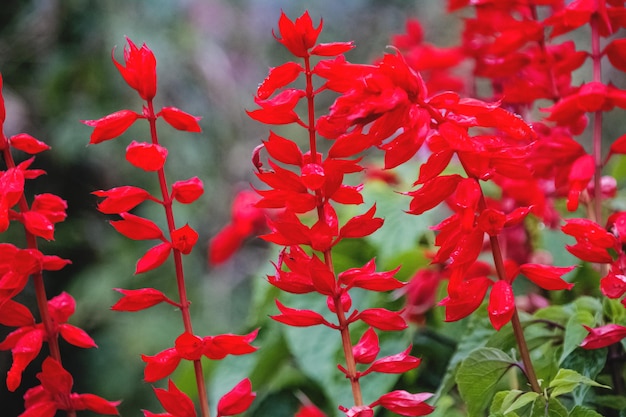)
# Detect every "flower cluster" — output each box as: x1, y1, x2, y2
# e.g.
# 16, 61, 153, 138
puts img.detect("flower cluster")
84, 38, 256, 417
0, 74, 119, 416
248, 11, 434, 416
